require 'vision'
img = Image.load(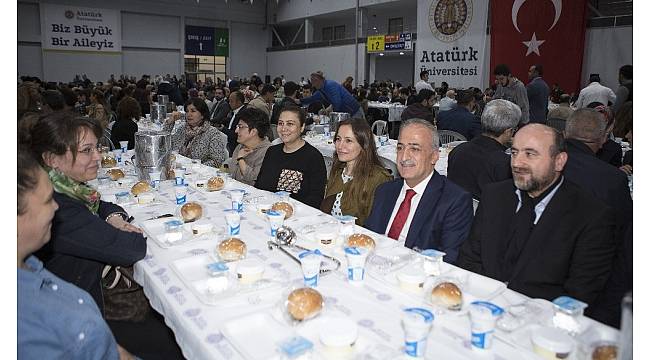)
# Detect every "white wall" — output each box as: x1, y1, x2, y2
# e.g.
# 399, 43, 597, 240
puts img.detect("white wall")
17, 0, 268, 82
582, 26, 633, 90
267, 44, 366, 85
